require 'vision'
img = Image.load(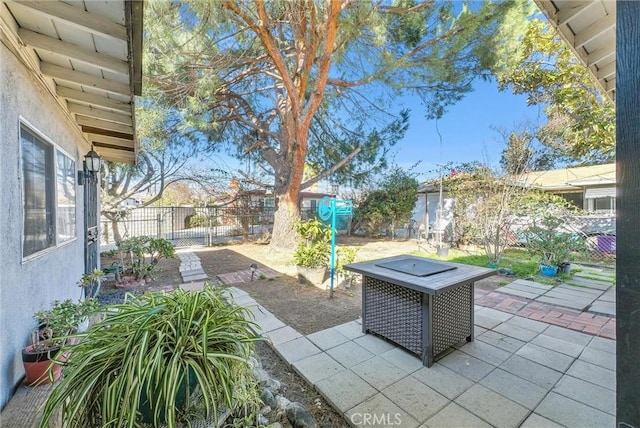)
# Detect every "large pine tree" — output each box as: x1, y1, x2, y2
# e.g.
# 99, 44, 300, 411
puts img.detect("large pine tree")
145, 0, 527, 248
